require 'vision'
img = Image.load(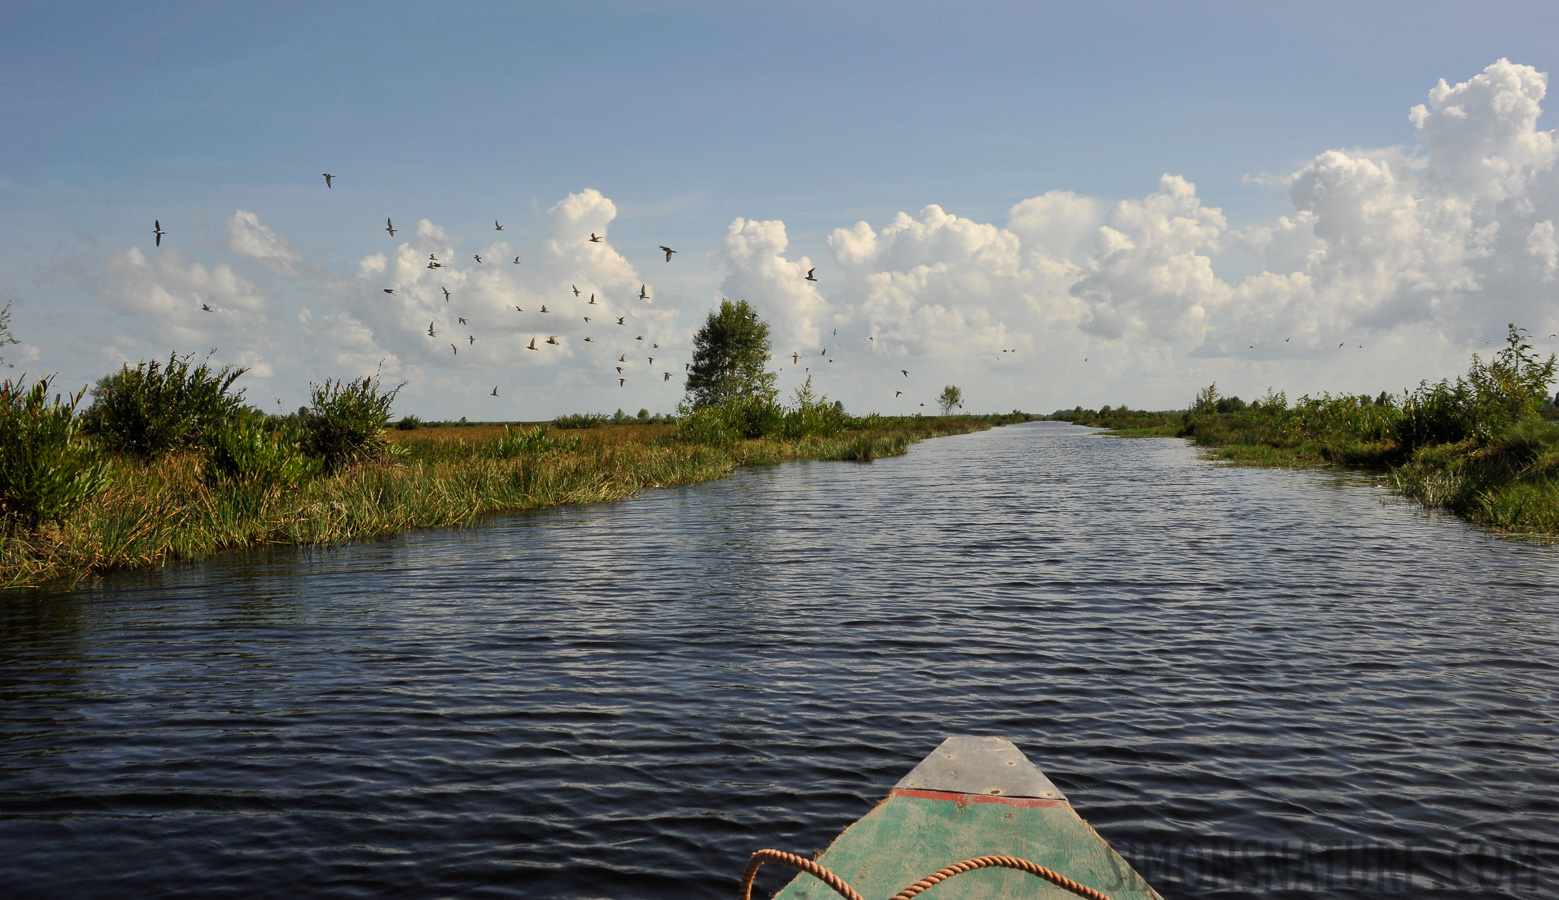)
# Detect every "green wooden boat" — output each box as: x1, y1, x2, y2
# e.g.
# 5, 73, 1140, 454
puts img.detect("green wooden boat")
743, 736, 1162, 900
